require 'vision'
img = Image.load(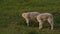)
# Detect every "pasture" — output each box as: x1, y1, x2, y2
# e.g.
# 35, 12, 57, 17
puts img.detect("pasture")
0, 0, 60, 34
